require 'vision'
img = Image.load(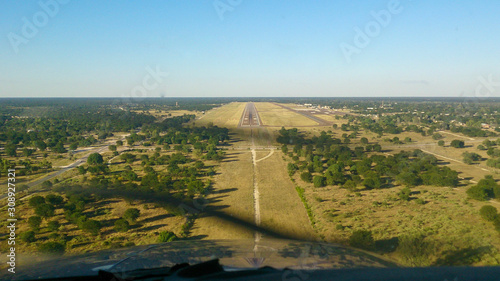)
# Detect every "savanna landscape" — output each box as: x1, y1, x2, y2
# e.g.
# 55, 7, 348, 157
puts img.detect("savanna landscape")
3, 98, 500, 268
